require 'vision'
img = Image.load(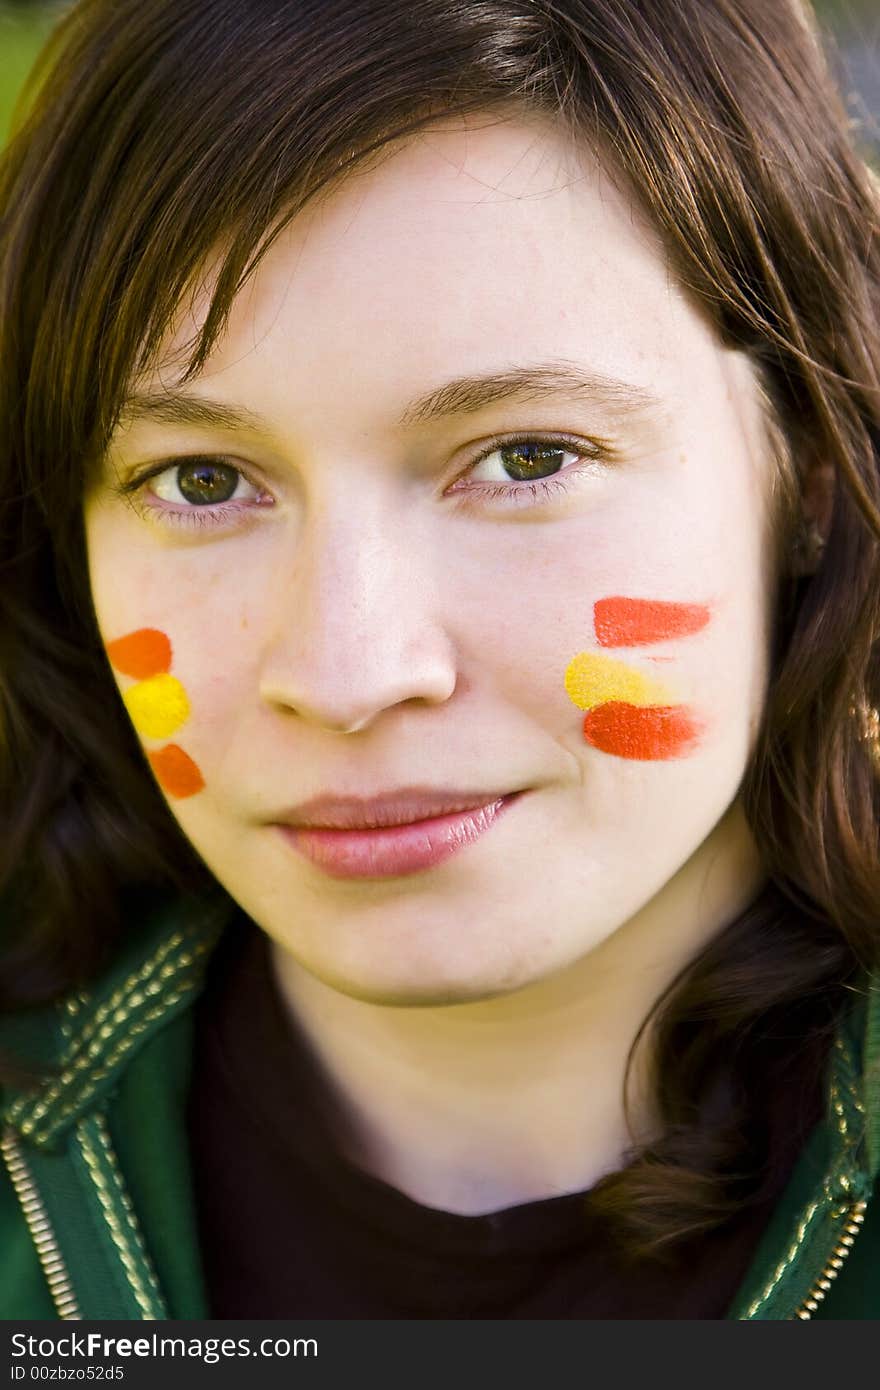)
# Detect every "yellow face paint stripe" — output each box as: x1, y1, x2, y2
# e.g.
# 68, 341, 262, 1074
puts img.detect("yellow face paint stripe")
564, 651, 672, 711
123, 674, 191, 740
